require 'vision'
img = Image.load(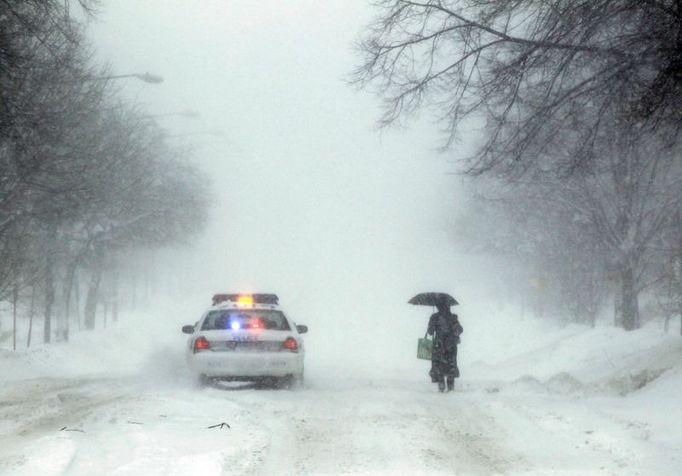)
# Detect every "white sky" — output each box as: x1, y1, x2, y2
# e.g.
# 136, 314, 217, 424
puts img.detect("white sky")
86, 1, 485, 338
